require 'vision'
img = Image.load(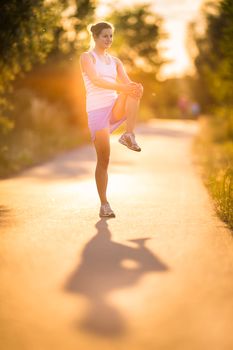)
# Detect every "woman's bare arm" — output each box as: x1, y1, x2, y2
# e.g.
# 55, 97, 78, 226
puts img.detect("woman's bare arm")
114, 57, 144, 98
80, 52, 135, 94
114, 57, 132, 84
